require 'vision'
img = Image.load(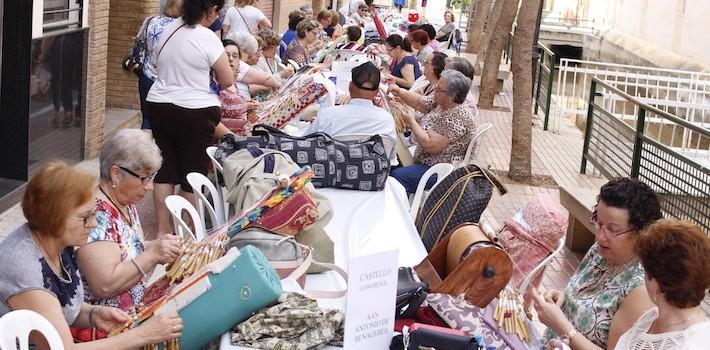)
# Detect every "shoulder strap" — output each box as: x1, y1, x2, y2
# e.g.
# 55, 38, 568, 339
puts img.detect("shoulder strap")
235, 7, 252, 34
156, 23, 187, 60
285, 244, 348, 298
